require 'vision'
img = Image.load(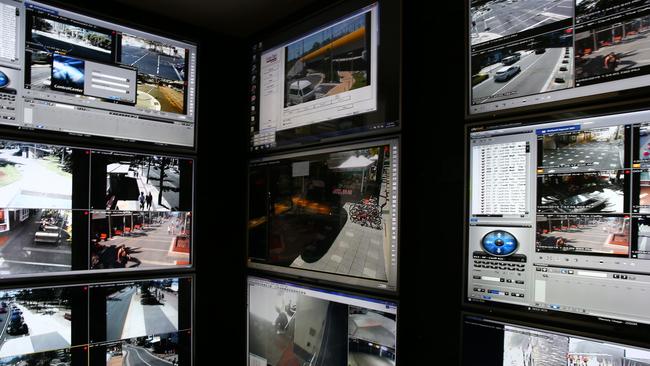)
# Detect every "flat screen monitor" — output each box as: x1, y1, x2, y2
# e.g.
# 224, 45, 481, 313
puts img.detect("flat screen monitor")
0, 275, 193, 365
0, 0, 198, 148
462, 313, 650, 366
249, 0, 400, 152
469, 0, 650, 116
247, 276, 398, 366
247, 138, 400, 292
467, 110, 650, 327
0, 136, 194, 279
